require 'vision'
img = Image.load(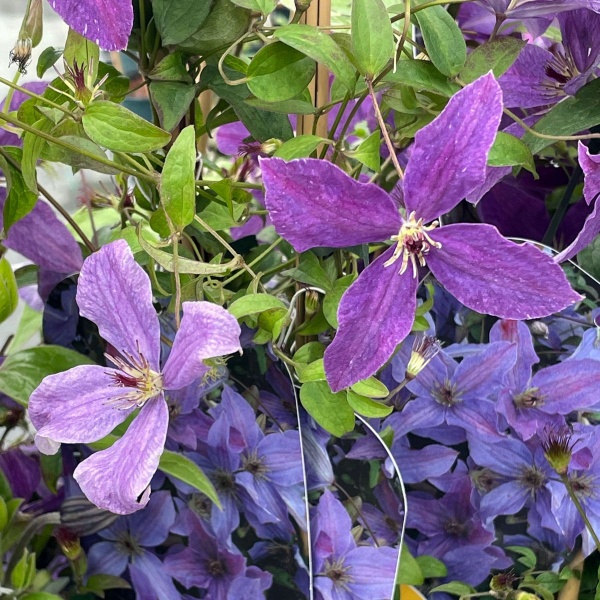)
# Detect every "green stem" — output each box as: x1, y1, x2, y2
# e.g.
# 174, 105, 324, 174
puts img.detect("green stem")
222, 236, 283, 286
1, 71, 22, 115
0, 110, 158, 183
390, 0, 468, 22
172, 235, 182, 329
542, 165, 582, 246
0, 75, 75, 117
147, 256, 170, 296
560, 473, 600, 554
0, 146, 96, 252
